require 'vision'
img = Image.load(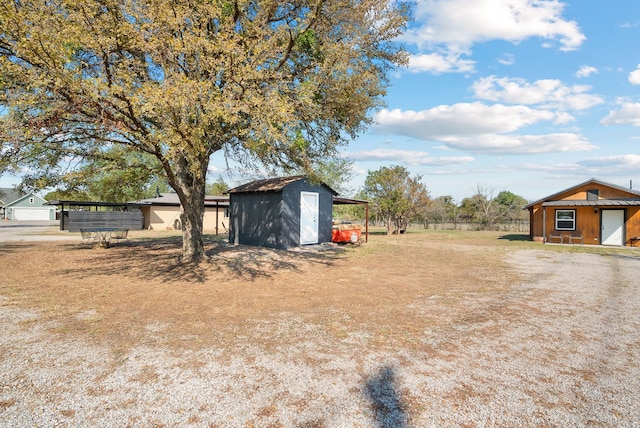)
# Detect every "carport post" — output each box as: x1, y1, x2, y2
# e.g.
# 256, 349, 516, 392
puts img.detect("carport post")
543, 207, 546, 243
365, 202, 369, 243
60, 203, 65, 230
215, 201, 219, 235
